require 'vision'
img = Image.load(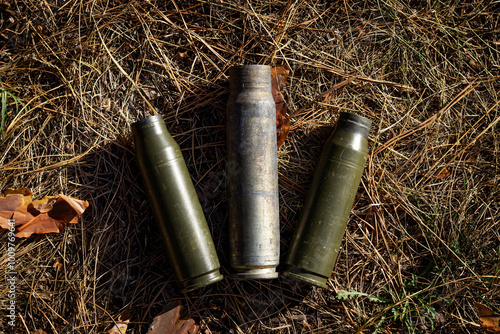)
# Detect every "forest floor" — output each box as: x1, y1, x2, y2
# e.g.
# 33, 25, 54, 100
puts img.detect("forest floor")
0, 0, 499, 333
